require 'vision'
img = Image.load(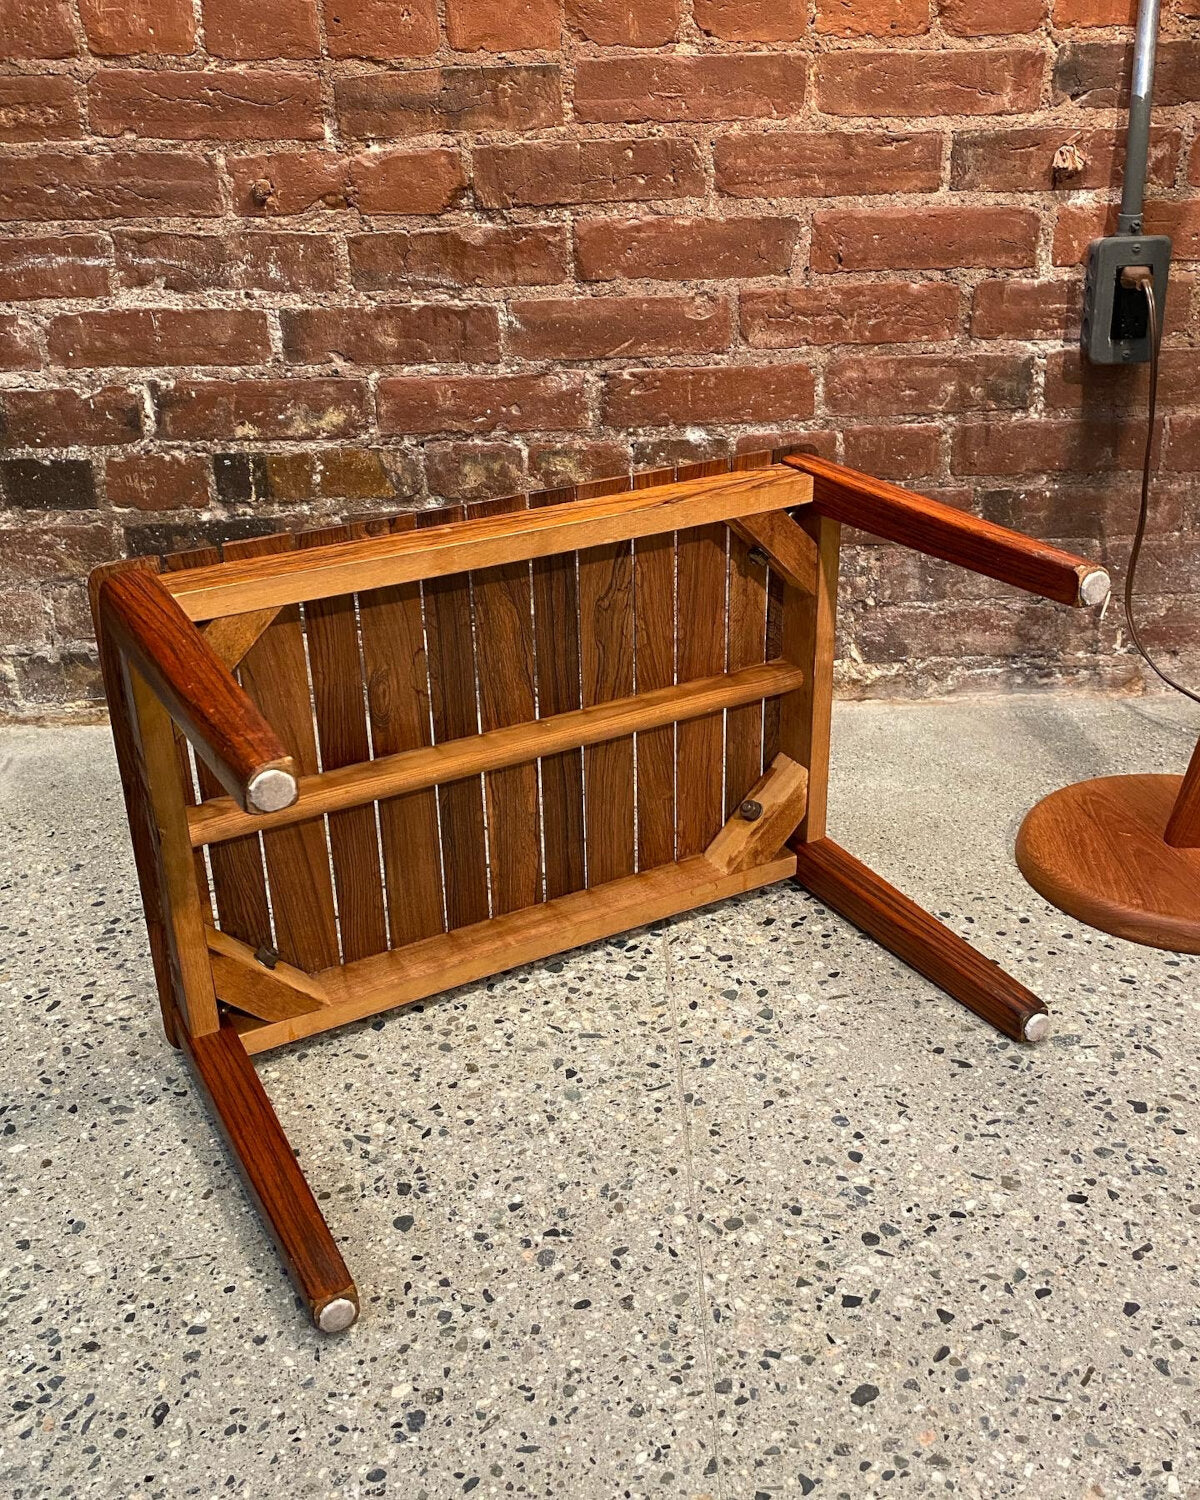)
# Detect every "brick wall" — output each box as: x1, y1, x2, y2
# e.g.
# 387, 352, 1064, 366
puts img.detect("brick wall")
1, 0, 1198, 717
